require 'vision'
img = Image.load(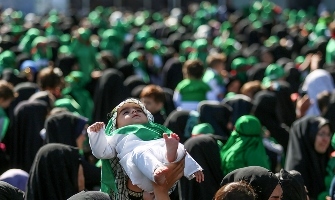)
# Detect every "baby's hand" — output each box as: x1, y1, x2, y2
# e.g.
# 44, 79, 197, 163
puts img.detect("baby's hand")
194, 171, 204, 183
88, 122, 105, 133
